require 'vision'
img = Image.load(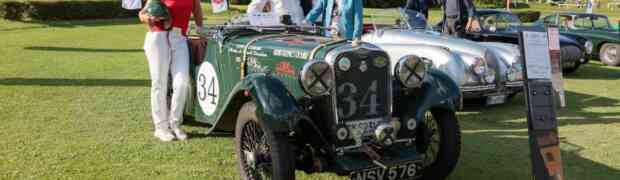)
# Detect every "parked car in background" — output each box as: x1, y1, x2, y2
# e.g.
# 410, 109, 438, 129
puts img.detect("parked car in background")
536, 12, 620, 66
184, 21, 463, 180
363, 9, 524, 106
454, 9, 591, 73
